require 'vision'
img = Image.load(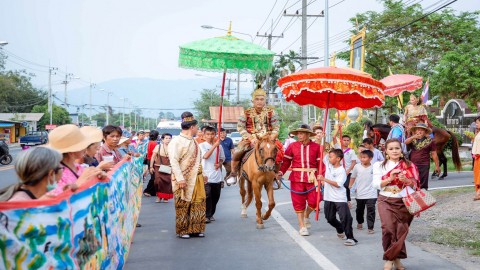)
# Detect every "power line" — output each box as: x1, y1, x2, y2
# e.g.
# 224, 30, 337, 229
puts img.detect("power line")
307, 0, 458, 65
254, 0, 279, 42
281, 16, 320, 53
